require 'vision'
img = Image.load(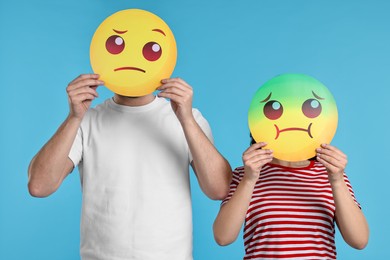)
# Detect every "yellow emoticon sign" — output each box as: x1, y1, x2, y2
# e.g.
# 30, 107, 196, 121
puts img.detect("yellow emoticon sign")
248, 74, 338, 161
90, 9, 177, 96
